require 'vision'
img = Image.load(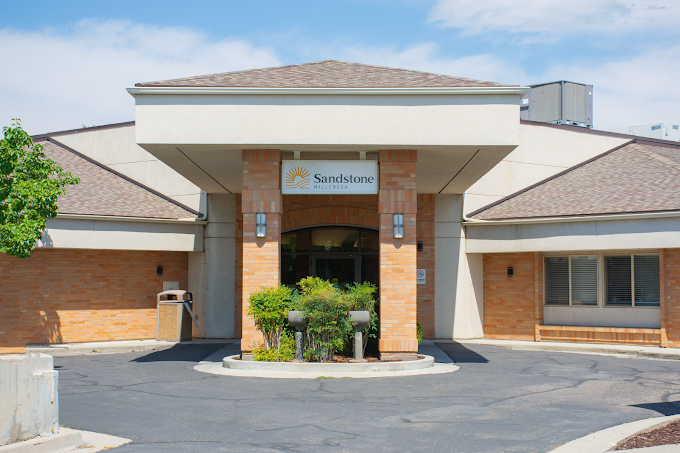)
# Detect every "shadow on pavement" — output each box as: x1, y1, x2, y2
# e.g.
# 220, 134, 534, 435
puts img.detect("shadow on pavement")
433, 341, 489, 363
132, 343, 226, 363
631, 401, 680, 416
